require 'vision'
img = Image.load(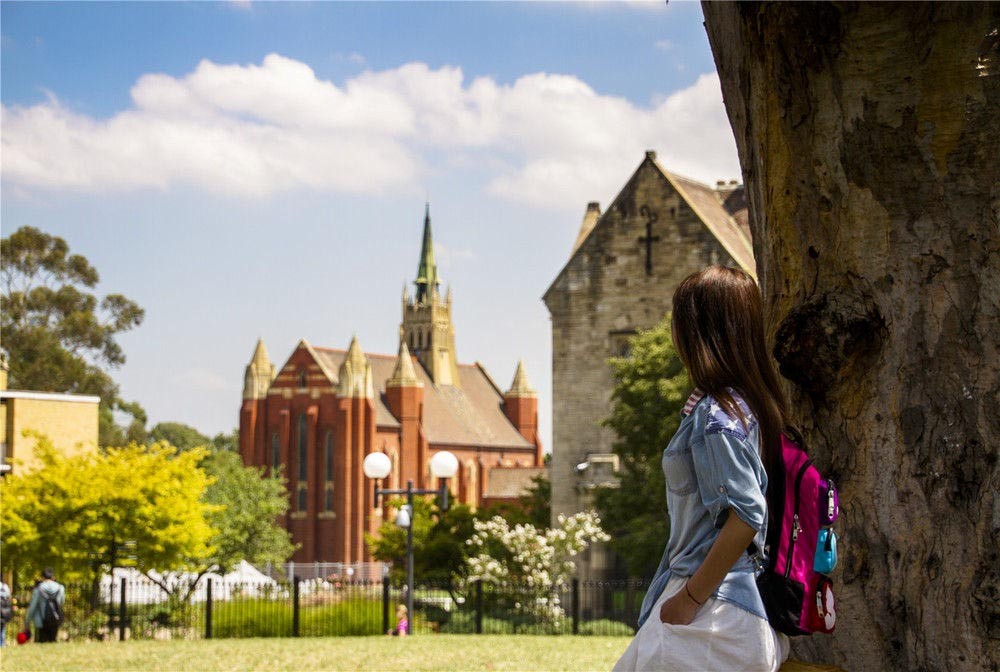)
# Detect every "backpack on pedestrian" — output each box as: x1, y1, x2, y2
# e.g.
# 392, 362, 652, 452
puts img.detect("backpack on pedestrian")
0, 585, 13, 624
41, 592, 62, 629
753, 430, 839, 636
